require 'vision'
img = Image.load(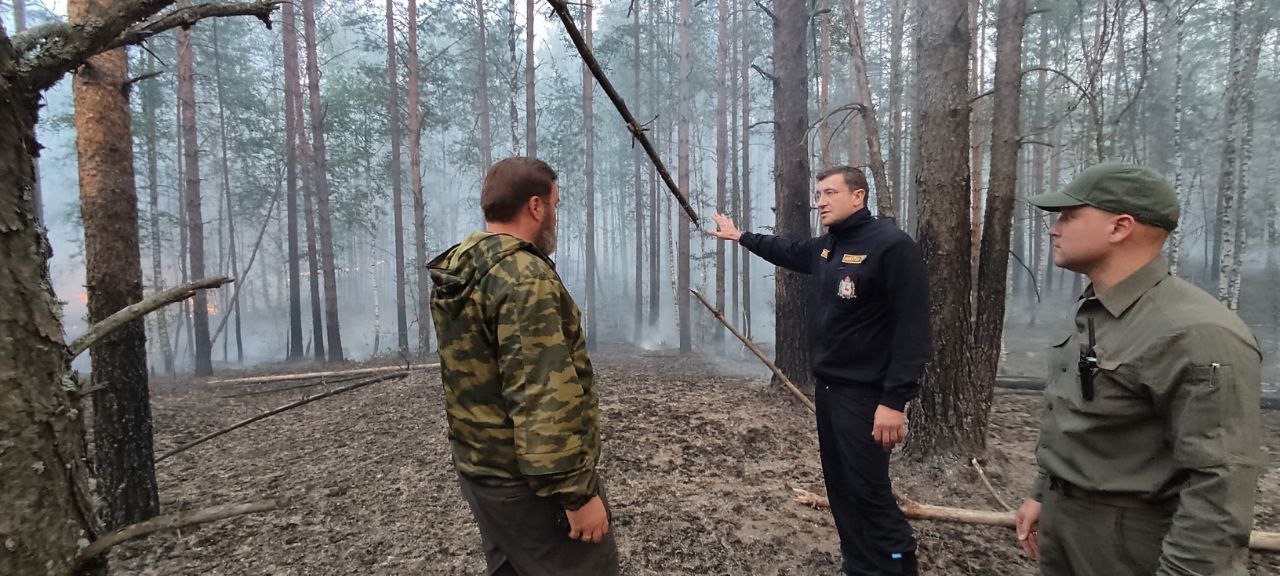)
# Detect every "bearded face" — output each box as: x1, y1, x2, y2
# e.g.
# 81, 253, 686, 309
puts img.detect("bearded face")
535, 198, 558, 255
